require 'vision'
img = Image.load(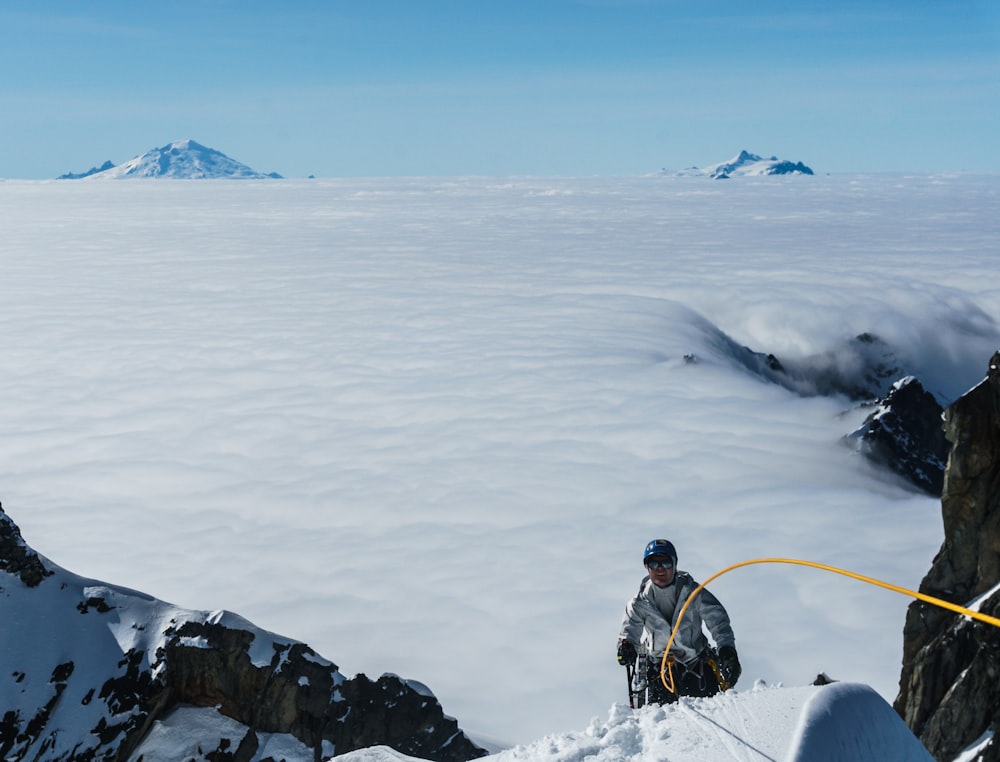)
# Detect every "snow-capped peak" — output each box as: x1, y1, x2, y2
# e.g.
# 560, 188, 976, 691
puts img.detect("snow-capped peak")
83, 139, 280, 179
663, 150, 815, 179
